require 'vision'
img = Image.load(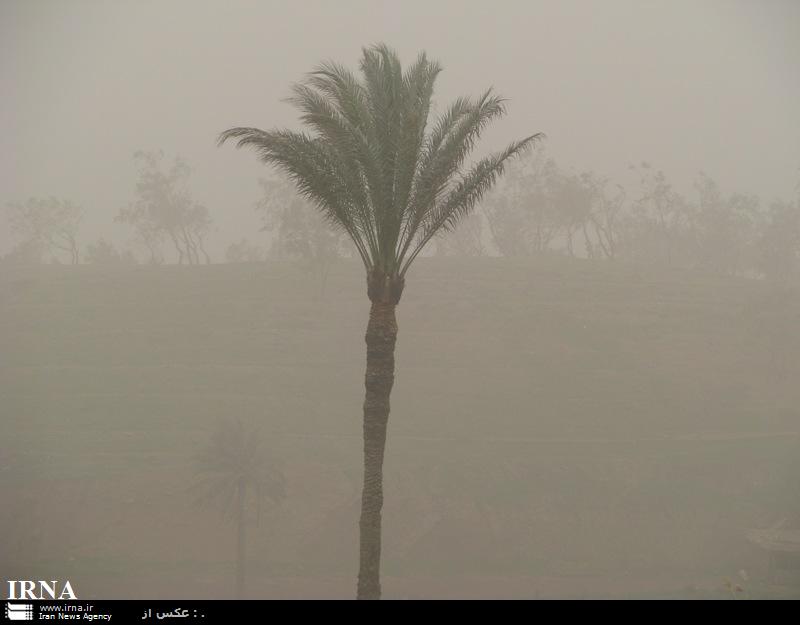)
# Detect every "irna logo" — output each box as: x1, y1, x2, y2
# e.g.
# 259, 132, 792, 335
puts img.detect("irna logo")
6, 581, 77, 600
